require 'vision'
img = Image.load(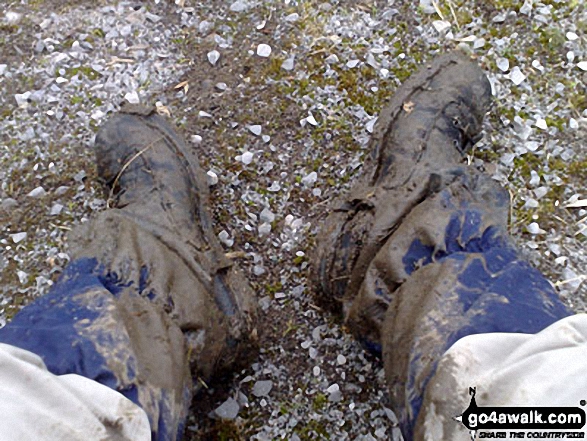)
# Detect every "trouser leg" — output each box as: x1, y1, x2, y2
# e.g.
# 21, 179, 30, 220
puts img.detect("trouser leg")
0, 210, 255, 441
347, 172, 571, 440
0, 253, 191, 441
